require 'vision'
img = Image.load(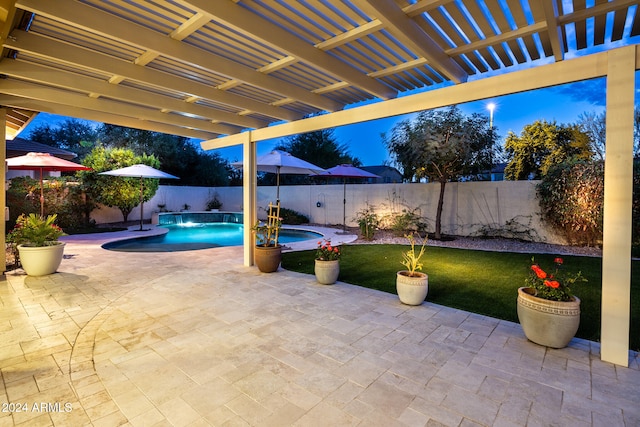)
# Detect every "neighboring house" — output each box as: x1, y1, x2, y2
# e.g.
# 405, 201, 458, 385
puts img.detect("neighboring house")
465, 162, 507, 182
6, 138, 78, 180
7, 137, 77, 160
360, 165, 403, 184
